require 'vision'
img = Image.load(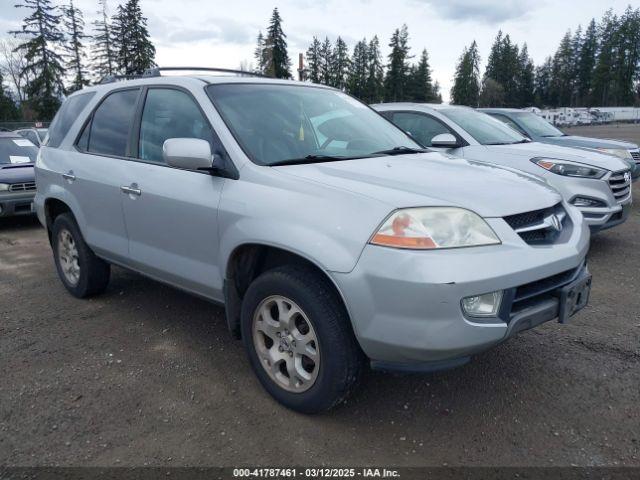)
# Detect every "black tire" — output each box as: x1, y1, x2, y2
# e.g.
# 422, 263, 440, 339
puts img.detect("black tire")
241, 264, 363, 413
51, 213, 110, 298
